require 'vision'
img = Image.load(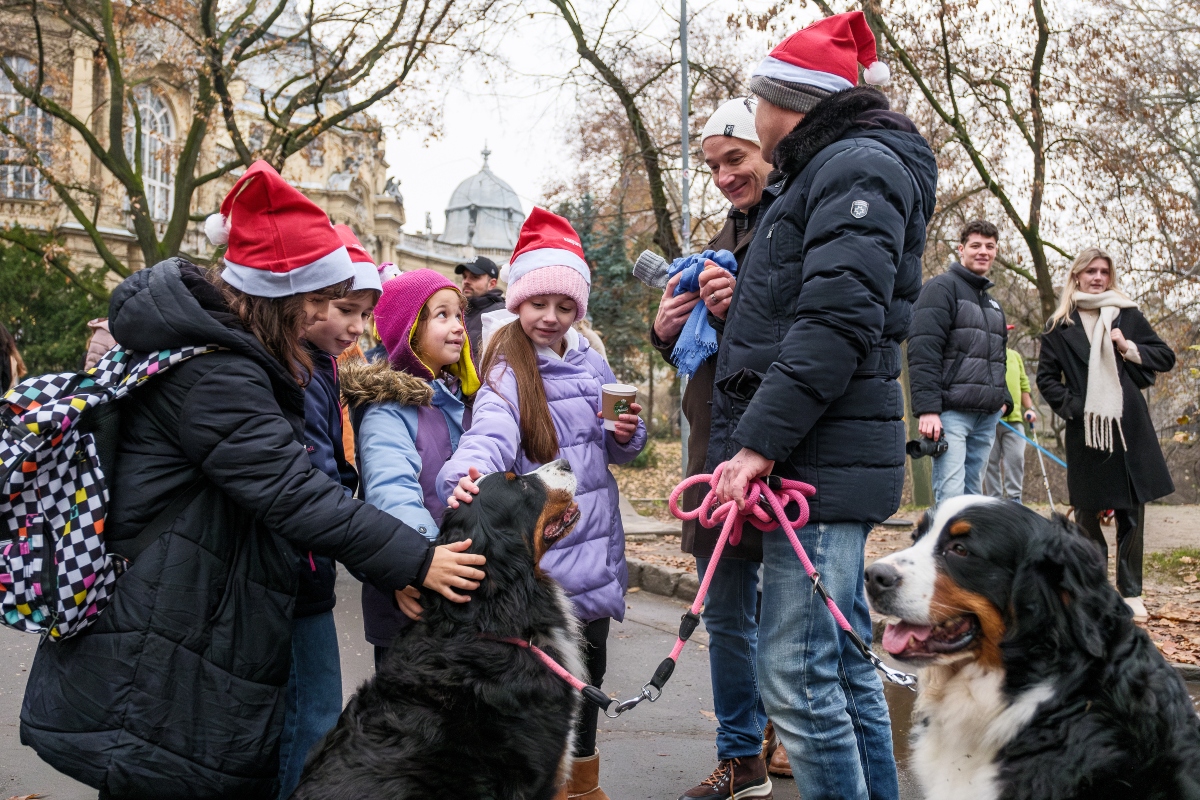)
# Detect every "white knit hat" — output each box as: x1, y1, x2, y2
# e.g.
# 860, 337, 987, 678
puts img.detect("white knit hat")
701, 98, 760, 145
